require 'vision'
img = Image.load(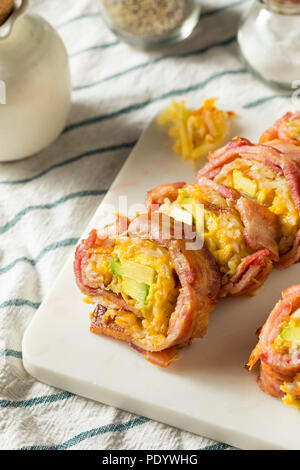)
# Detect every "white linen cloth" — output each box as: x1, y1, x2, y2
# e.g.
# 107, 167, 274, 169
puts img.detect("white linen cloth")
0, 0, 291, 450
